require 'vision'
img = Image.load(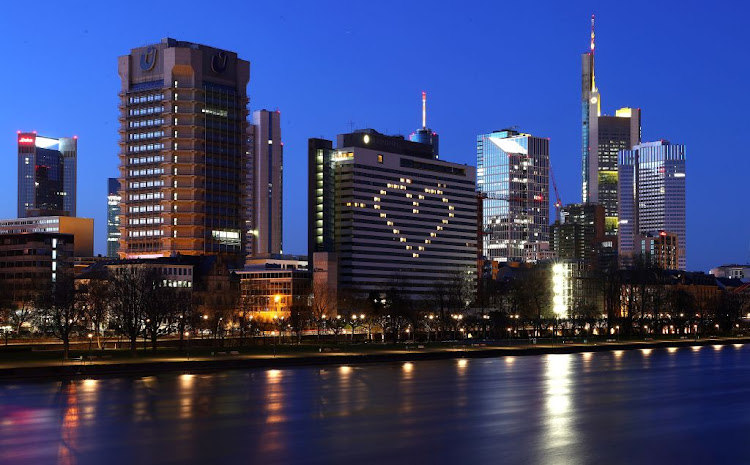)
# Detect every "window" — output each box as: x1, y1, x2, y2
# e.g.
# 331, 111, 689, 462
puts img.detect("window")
377, 154, 383, 163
